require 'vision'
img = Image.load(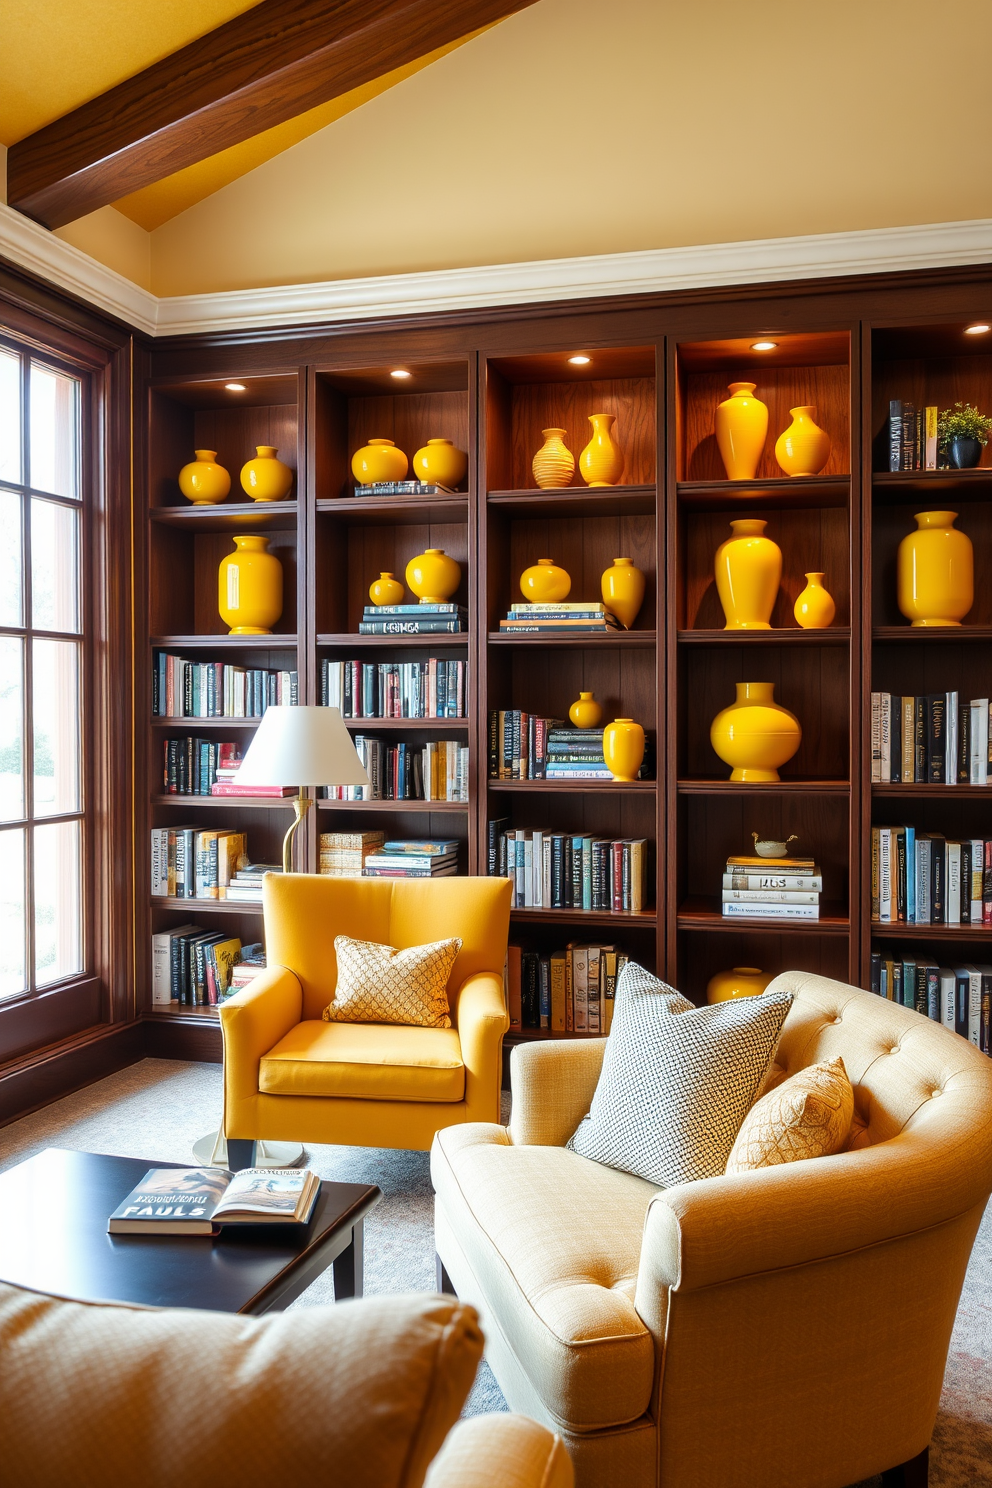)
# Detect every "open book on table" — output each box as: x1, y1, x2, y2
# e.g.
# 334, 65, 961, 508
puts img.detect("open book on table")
108, 1167, 320, 1235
